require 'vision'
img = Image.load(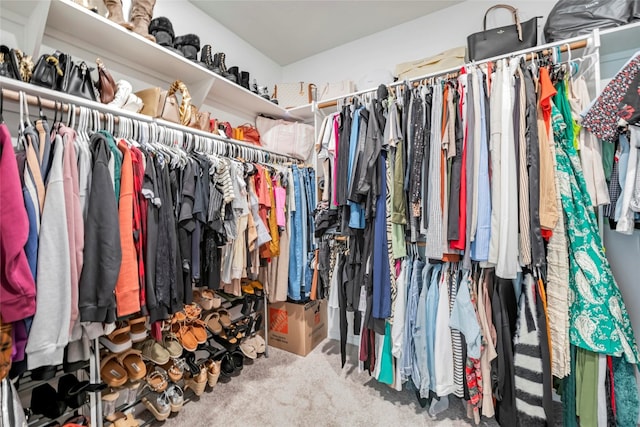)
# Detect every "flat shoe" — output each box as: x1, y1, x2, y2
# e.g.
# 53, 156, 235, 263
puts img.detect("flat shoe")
217, 309, 232, 328
135, 339, 171, 365
127, 316, 148, 343
116, 349, 146, 381
204, 312, 222, 335
100, 352, 128, 388
100, 324, 132, 354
